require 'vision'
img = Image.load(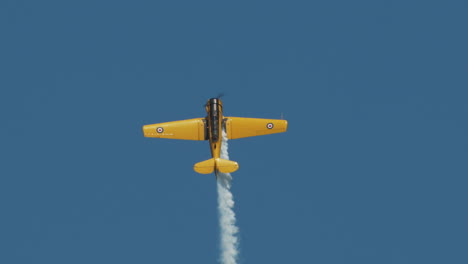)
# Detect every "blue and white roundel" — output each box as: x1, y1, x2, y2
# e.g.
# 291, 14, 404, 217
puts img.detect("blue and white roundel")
156, 127, 164, 133
266, 123, 274, 129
